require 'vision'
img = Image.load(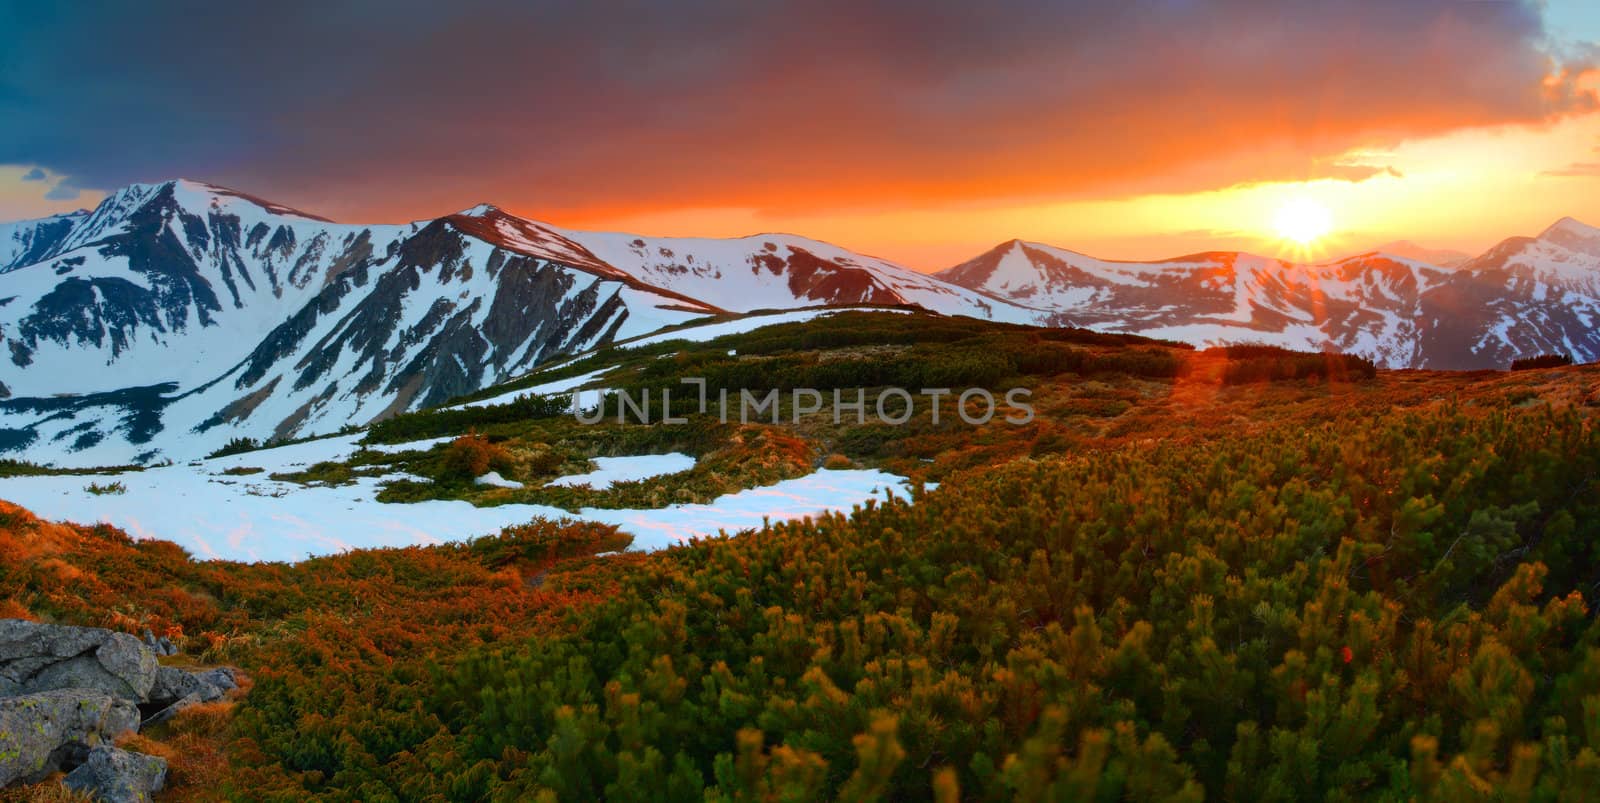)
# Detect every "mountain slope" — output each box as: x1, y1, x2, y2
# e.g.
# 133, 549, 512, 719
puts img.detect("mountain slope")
0, 180, 414, 397
0, 185, 720, 465
0, 209, 89, 273
564, 228, 1041, 322
1413, 218, 1600, 369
